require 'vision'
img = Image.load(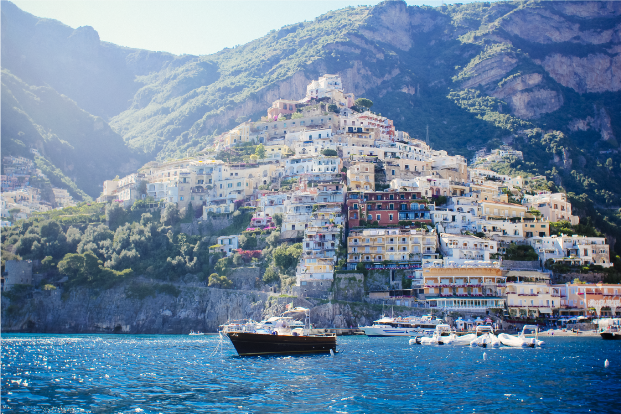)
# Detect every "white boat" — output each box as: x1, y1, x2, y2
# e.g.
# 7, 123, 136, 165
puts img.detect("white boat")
189, 330, 205, 336
451, 332, 477, 346
521, 325, 545, 347
469, 325, 500, 348
498, 332, 530, 348
362, 313, 443, 337
418, 324, 454, 345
